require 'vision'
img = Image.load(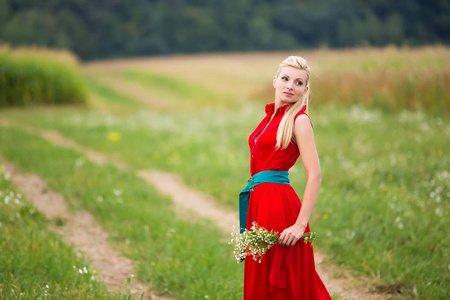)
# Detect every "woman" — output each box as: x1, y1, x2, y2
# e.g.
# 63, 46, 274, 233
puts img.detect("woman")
240, 56, 331, 299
